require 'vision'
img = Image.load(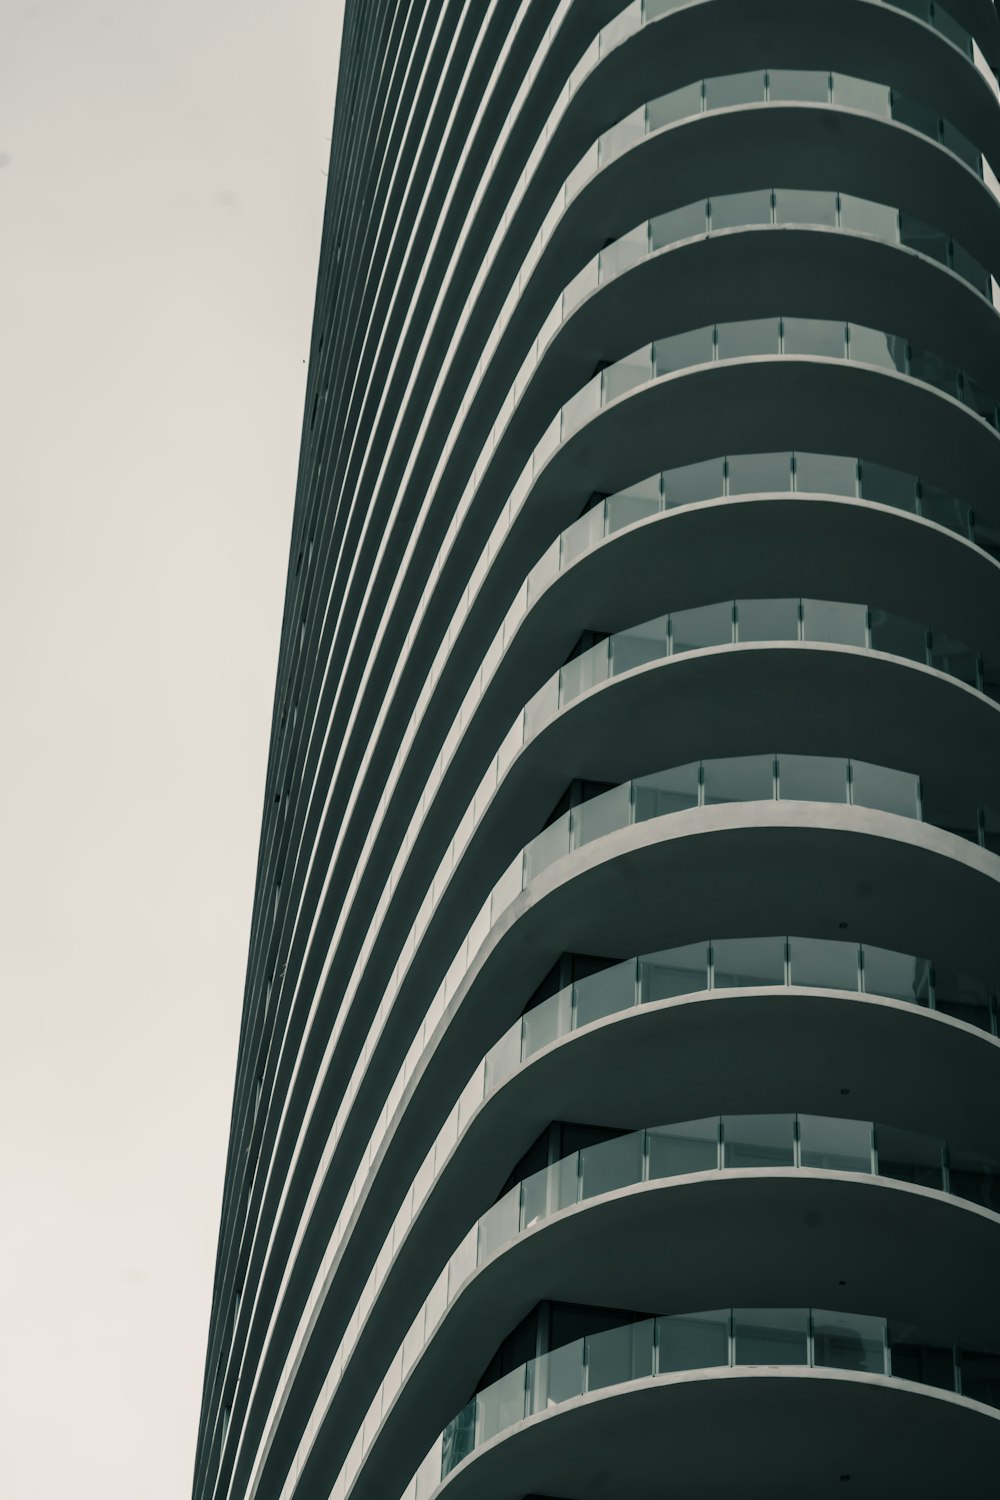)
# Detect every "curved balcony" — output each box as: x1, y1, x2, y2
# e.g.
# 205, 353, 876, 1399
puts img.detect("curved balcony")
429, 1306, 1000, 1500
